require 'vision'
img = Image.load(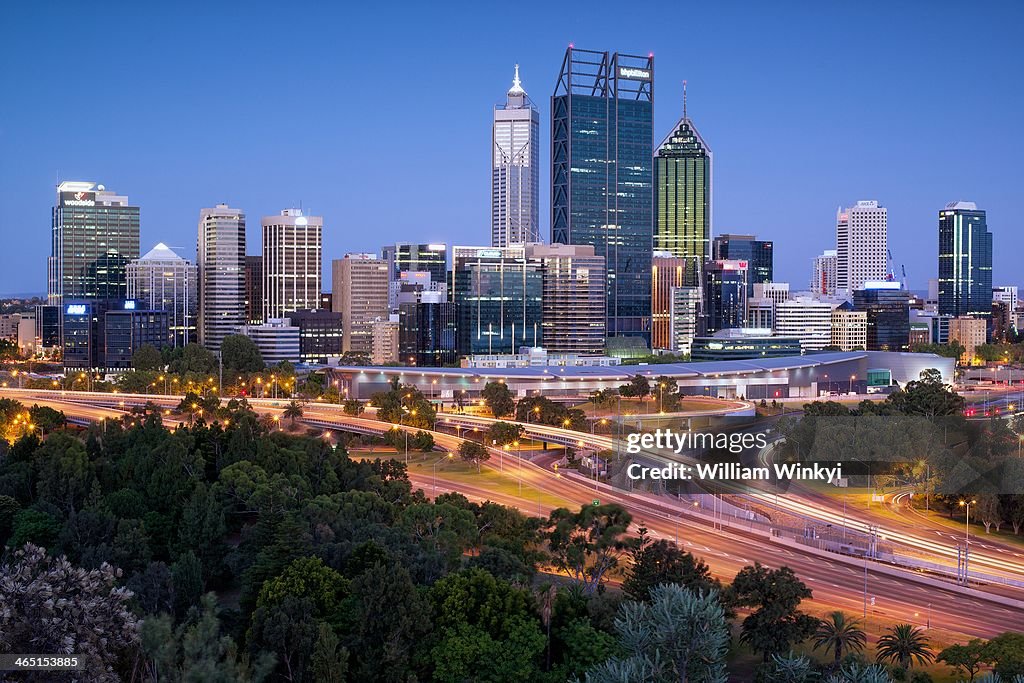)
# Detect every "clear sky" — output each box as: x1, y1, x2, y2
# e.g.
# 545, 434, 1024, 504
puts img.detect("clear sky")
1, 1, 1021, 296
